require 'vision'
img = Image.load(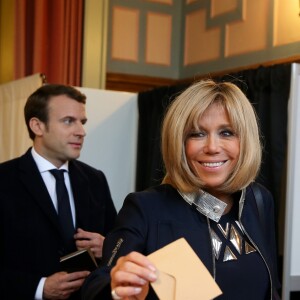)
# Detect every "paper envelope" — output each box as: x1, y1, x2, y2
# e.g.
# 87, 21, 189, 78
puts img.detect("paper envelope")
148, 238, 222, 300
